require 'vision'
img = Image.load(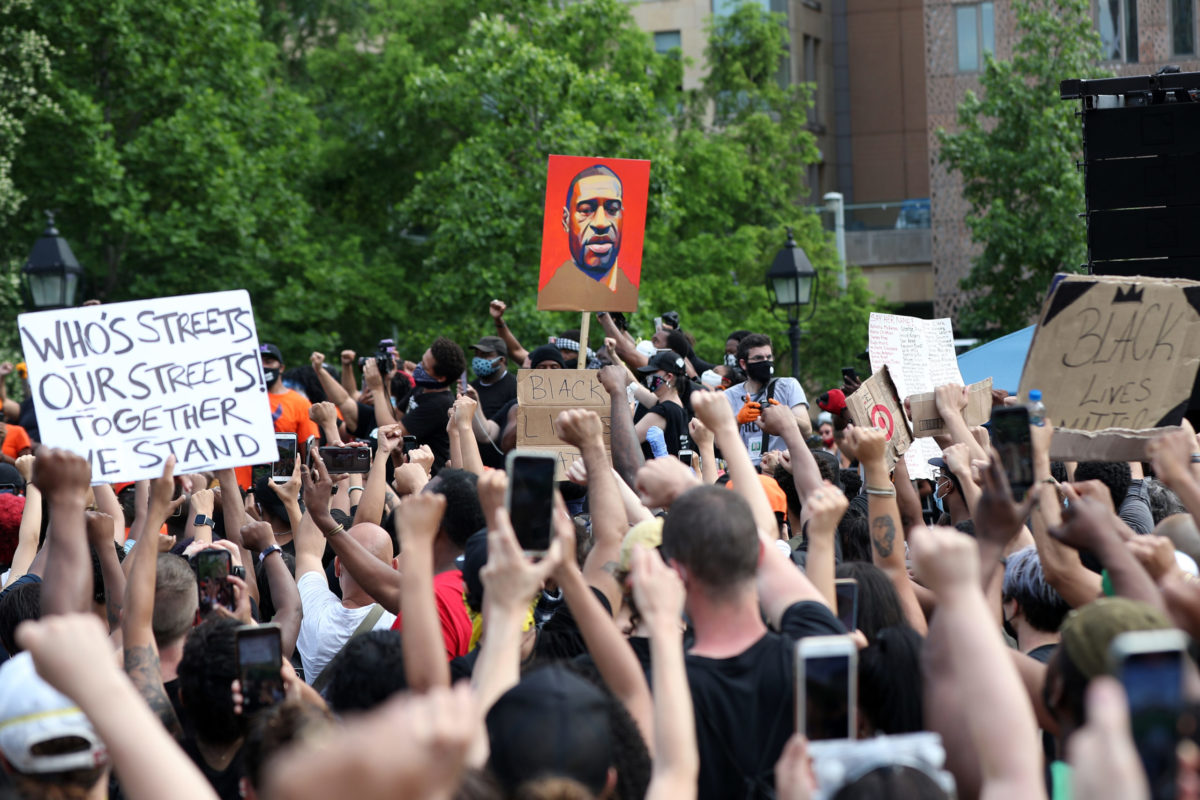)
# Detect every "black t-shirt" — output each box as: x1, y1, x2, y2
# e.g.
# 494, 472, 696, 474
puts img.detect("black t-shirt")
471, 371, 518, 420
182, 734, 245, 800
351, 400, 378, 440
687, 601, 843, 800
478, 397, 519, 470
402, 389, 455, 472
634, 399, 690, 460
